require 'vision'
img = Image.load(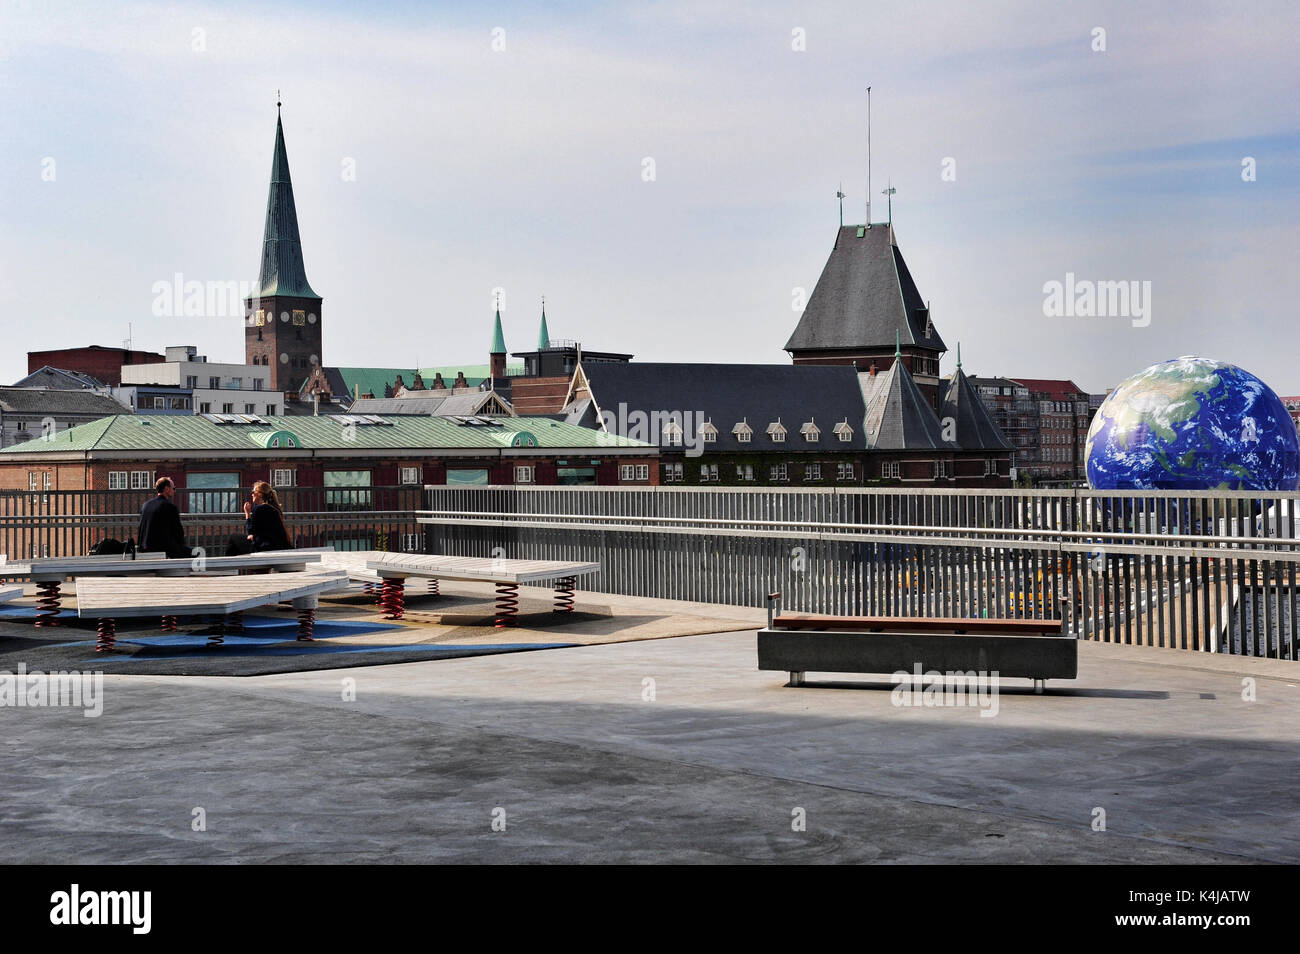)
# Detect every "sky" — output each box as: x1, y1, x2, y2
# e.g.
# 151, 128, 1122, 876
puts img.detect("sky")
1, 0, 1298, 395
